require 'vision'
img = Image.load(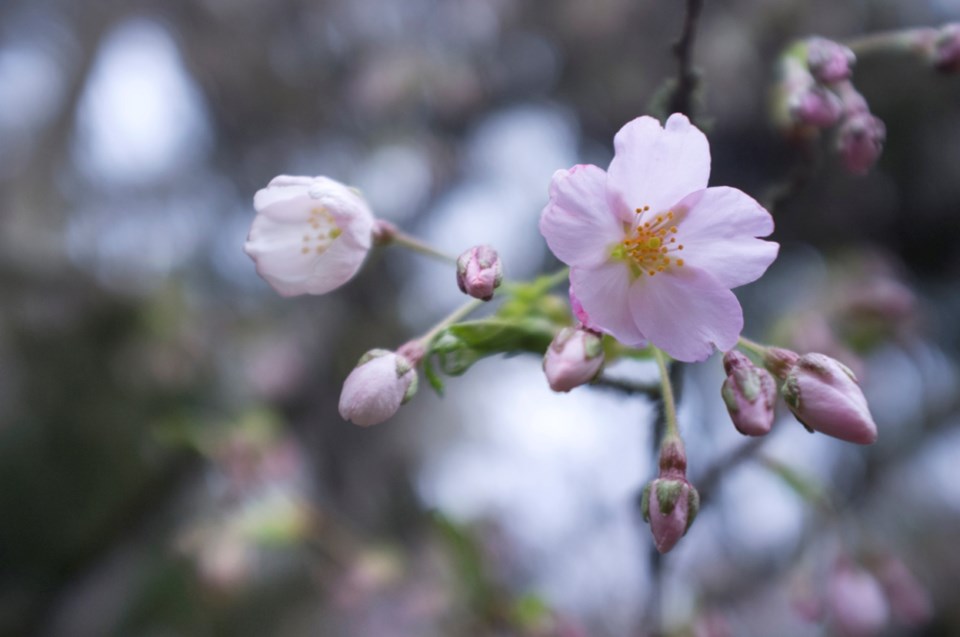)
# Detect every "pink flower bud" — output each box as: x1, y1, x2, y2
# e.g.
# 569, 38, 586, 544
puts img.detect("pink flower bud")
789, 85, 843, 127
338, 349, 418, 426
762, 346, 800, 380
781, 353, 878, 444
640, 474, 700, 554
806, 37, 857, 83
790, 87, 843, 128
932, 23, 960, 74
875, 555, 932, 627
543, 327, 604, 392
837, 112, 886, 176
721, 350, 776, 436
245, 175, 376, 297
829, 560, 889, 637
456, 245, 503, 301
